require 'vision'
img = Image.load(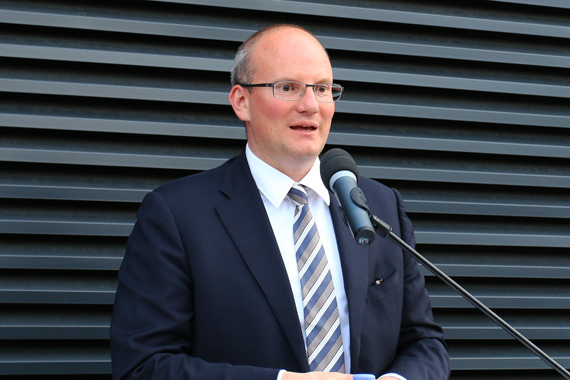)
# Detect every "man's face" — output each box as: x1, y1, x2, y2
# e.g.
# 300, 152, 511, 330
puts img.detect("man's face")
232, 28, 335, 177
